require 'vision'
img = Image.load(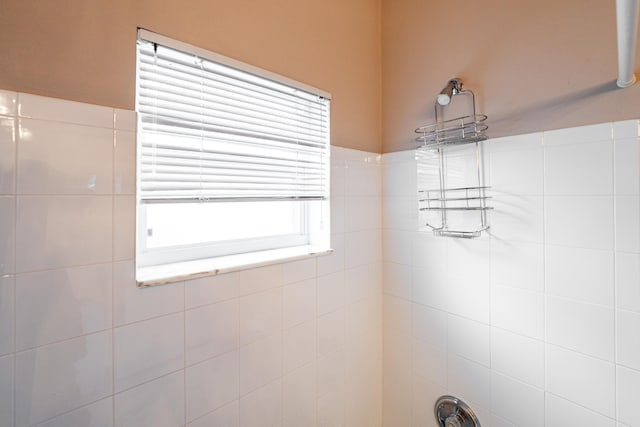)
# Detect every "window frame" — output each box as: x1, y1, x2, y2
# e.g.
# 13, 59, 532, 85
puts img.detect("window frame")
134, 29, 332, 286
